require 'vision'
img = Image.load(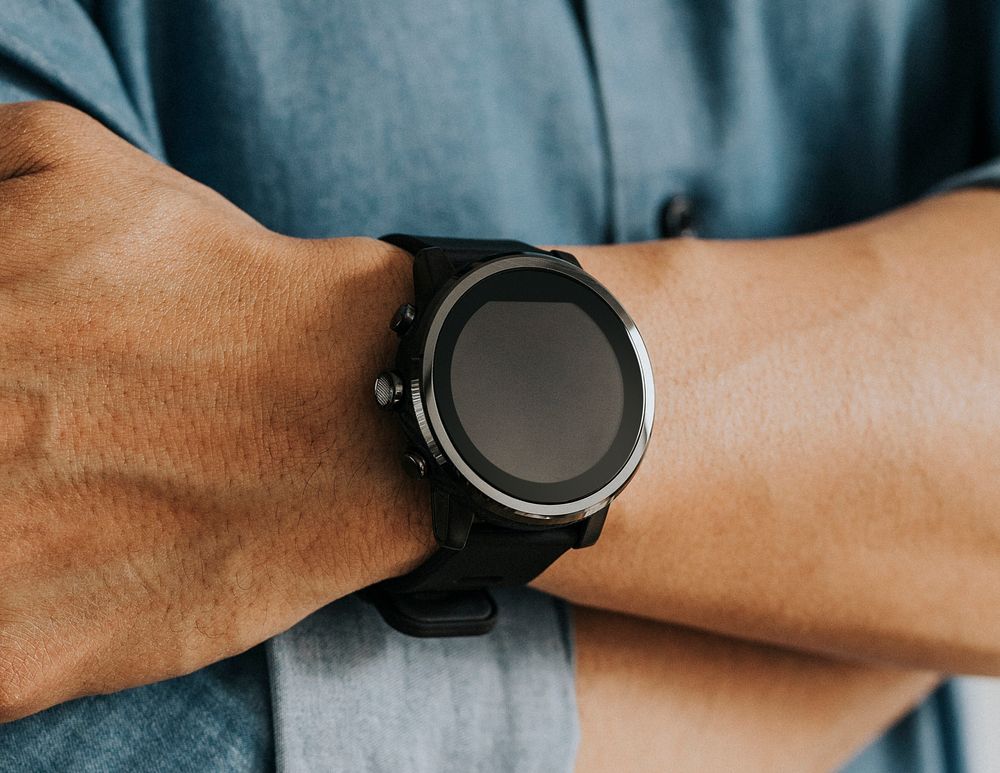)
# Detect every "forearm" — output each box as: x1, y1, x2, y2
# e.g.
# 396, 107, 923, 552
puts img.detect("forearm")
574, 606, 938, 773
536, 190, 1000, 673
